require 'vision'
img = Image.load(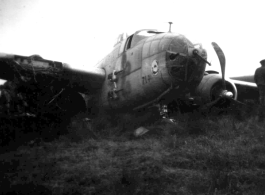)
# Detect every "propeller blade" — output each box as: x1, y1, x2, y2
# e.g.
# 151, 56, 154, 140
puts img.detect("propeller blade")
198, 96, 248, 116
211, 42, 226, 90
